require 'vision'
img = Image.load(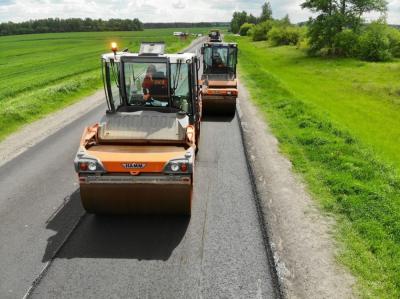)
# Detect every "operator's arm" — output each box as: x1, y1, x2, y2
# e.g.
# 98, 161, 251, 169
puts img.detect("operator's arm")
142, 75, 153, 101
